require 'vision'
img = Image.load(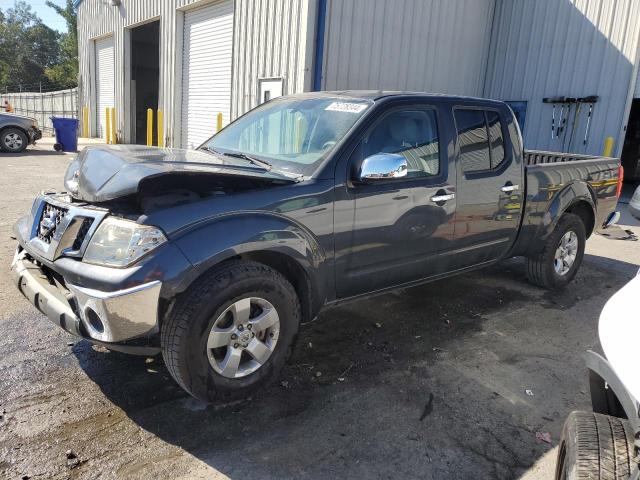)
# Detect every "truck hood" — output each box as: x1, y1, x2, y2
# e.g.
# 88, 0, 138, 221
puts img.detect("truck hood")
1, 112, 36, 122
65, 145, 297, 203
